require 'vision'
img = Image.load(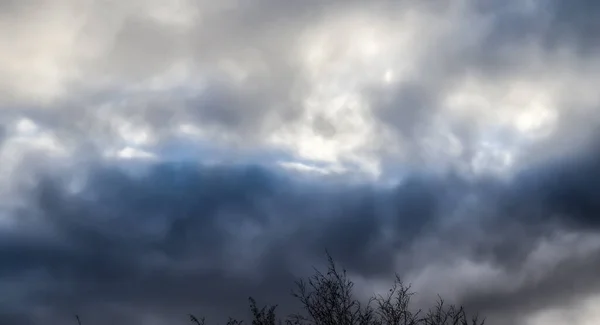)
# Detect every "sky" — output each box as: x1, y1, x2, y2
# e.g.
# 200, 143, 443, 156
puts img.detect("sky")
1, 0, 600, 324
